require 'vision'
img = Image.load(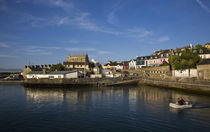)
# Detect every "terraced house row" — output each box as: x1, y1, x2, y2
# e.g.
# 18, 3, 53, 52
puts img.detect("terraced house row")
103, 43, 210, 70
